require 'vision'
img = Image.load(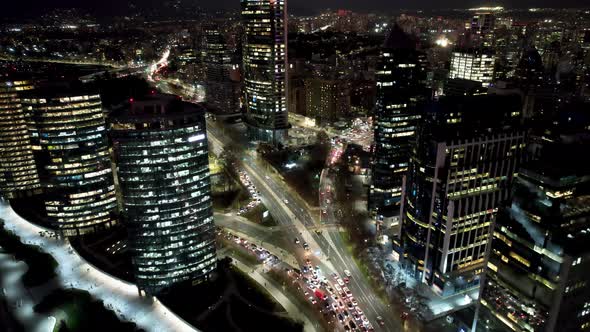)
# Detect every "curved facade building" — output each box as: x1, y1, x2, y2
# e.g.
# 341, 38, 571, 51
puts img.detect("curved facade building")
241, 0, 289, 145
0, 79, 41, 198
23, 90, 117, 236
110, 94, 216, 295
